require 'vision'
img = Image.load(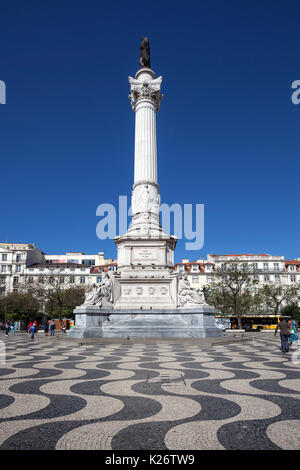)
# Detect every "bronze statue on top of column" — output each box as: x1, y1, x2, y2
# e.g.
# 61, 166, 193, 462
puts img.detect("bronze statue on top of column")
139, 37, 151, 68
